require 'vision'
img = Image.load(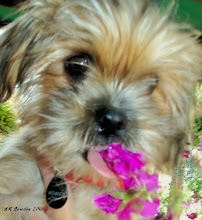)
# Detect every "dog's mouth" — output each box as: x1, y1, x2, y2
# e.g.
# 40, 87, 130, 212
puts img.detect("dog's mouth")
82, 146, 117, 178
